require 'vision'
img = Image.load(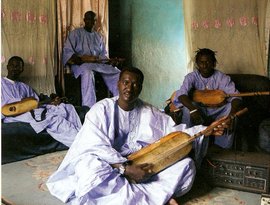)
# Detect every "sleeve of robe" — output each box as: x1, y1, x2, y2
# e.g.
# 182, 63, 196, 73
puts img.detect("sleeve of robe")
46, 99, 127, 202
214, 71, 241, 103
1, 78, 39, 119
172, 72, 195, 108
